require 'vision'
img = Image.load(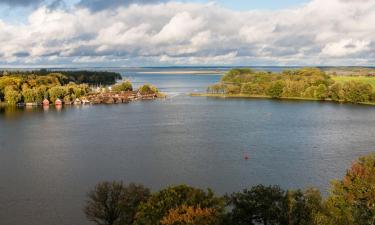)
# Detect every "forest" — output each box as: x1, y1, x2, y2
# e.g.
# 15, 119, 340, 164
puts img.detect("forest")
0, 70, 122, 105
206, 68, 375, 104
84, 153, 375, 225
